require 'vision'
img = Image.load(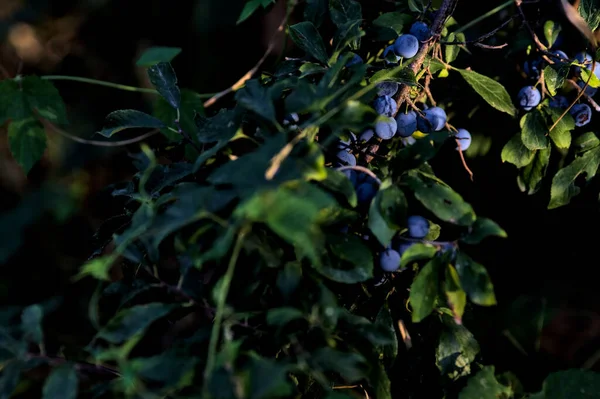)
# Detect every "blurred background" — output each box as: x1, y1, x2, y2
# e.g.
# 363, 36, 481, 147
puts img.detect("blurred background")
1, 0, 599, 392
